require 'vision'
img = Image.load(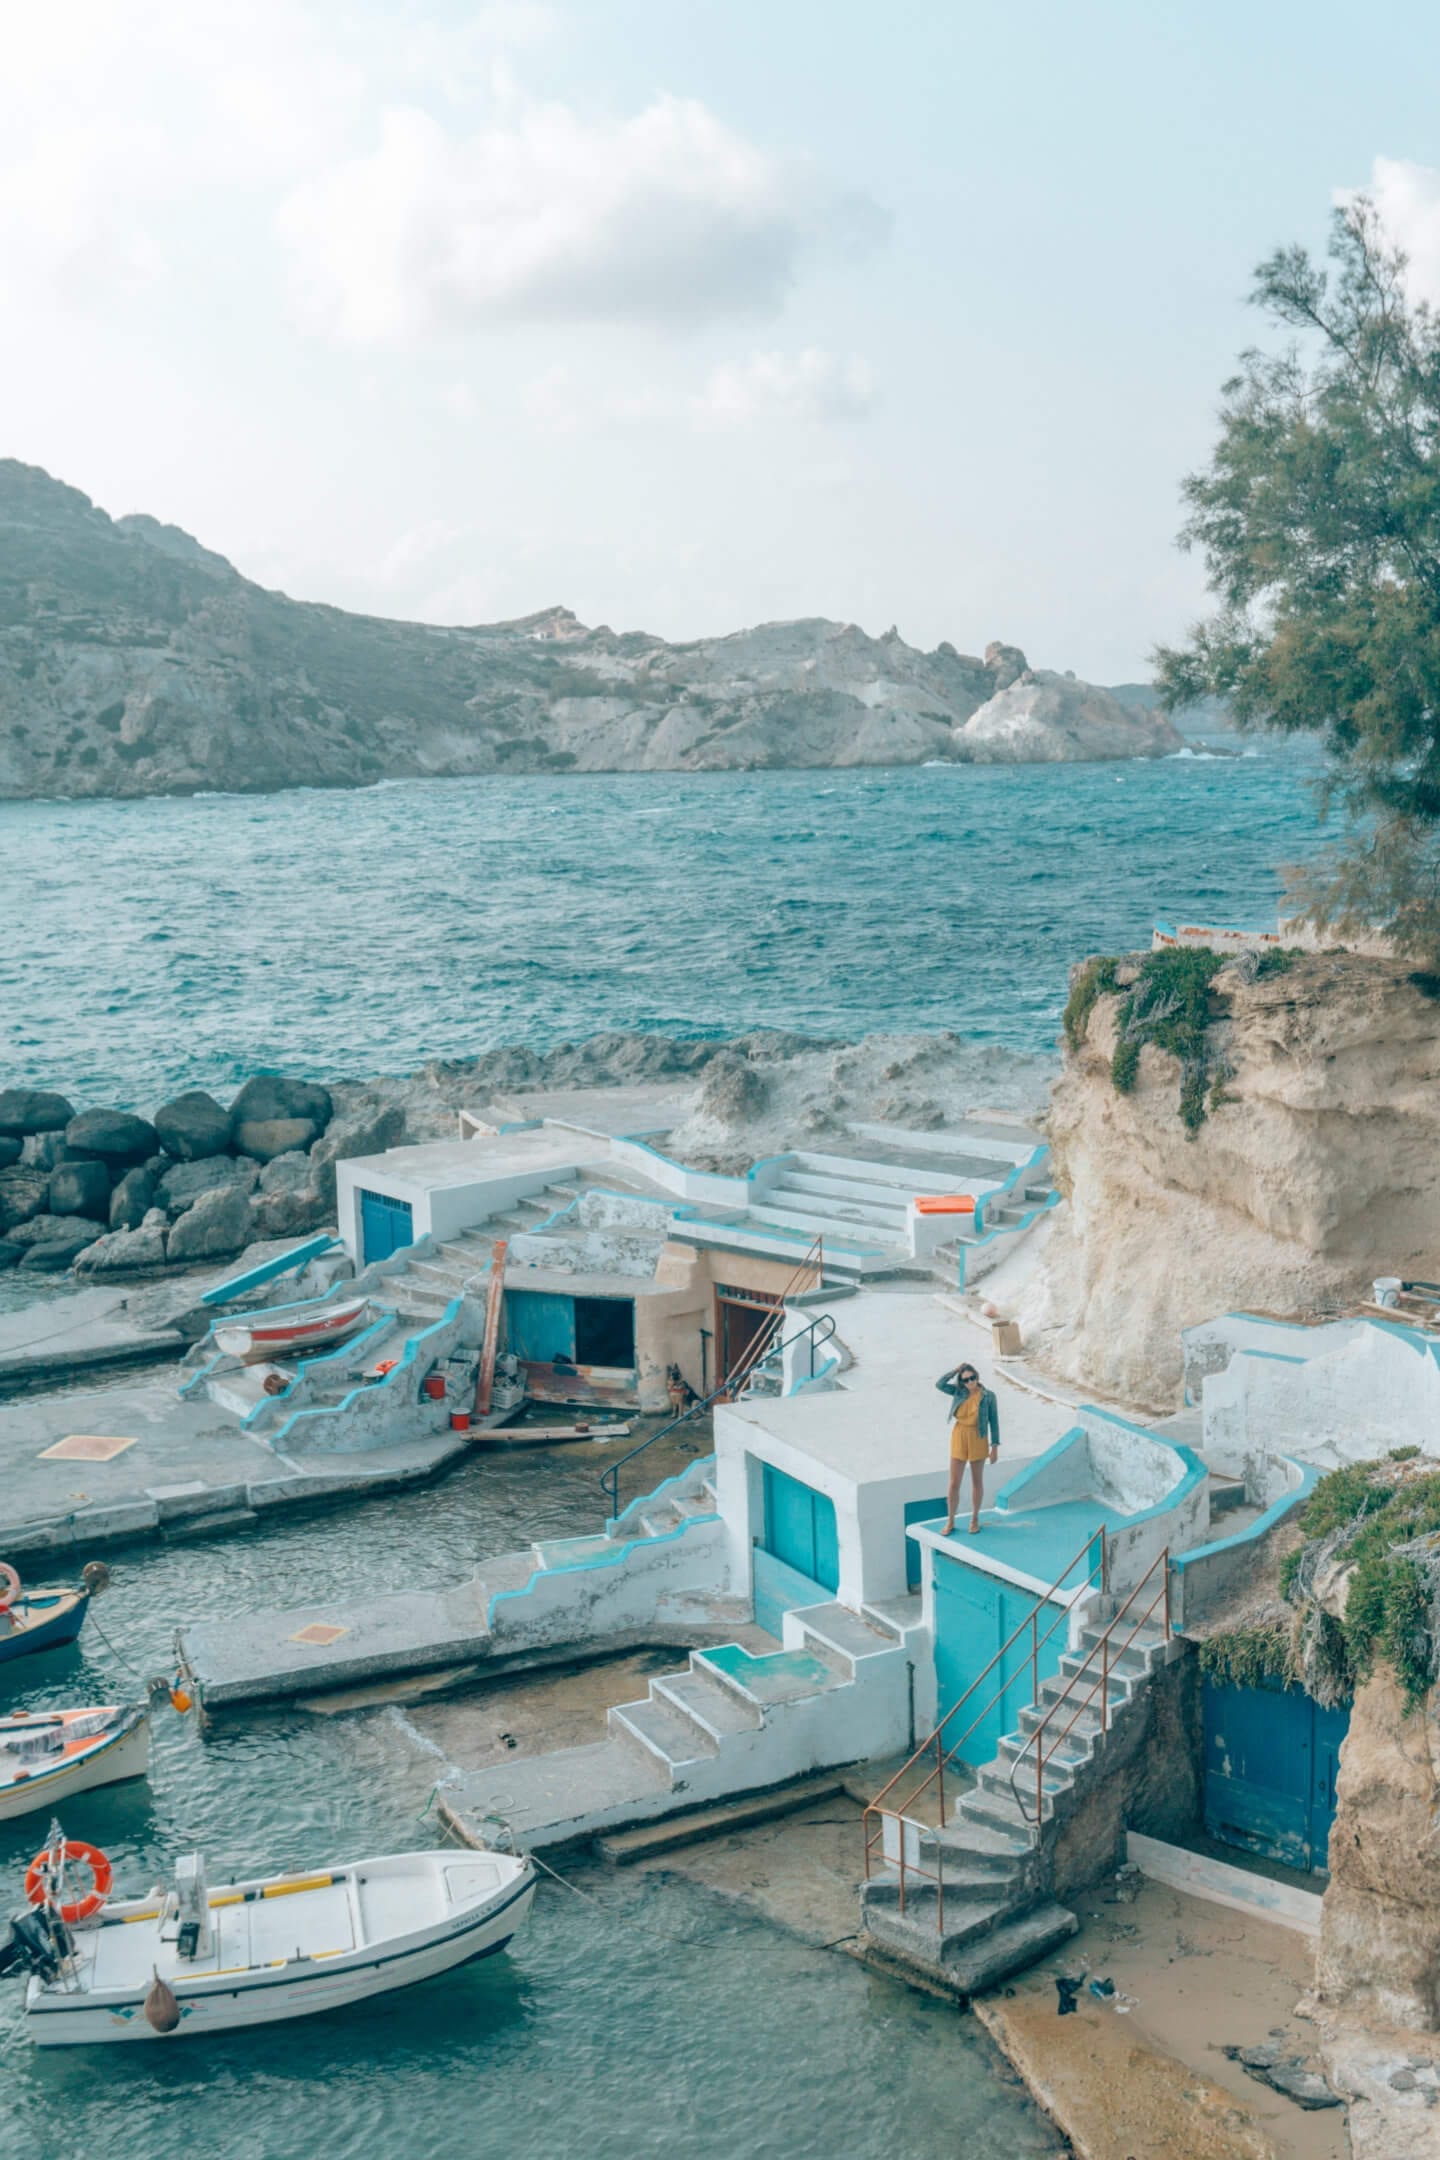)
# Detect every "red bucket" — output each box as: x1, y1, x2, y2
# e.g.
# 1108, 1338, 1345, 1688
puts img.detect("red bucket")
450, 1411, 472, 1433
423, 1374, 446, 1401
